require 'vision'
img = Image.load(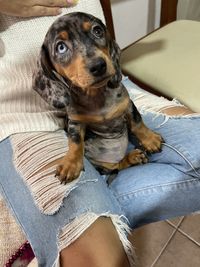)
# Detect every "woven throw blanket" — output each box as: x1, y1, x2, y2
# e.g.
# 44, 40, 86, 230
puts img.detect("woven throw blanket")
0, 195, 27, 266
